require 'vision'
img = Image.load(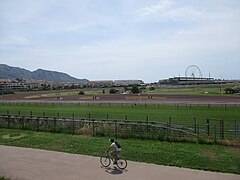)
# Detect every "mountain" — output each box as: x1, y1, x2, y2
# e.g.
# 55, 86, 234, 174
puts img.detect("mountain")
0, 64, 88, 83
